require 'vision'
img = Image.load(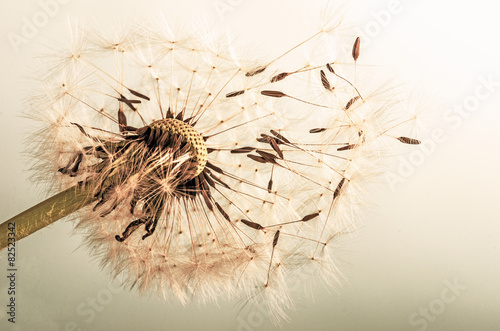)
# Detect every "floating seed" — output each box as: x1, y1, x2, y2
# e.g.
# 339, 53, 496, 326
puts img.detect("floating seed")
246, 66, 267, 77
352, 37, 360, 61
310, 128, 327, 134
320, 70, 331, 90
240, 219, 264, 230
128, 88, 150, 100
271, 72, 290, 83
272, 230, 280, 247
215, 202, 231, 222
270, 130, 290, 144
256, 150, 278, 164
326, 63, 335, 73
226, 90, 245, 98
231, 147, 255, 154
337, 144, 357, 151
301, 212, 320, 222
117, 98, 141, 104
334, 178, 346, 199
397, 137, 421, 145
345, 96, 360, 110
270, 139, 283, 159
247, 154, 267, 164
261, 90, 286, 98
